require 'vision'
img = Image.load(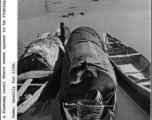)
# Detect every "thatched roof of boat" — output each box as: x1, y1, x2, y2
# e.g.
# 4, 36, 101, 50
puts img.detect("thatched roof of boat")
18, 32, 64, 75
